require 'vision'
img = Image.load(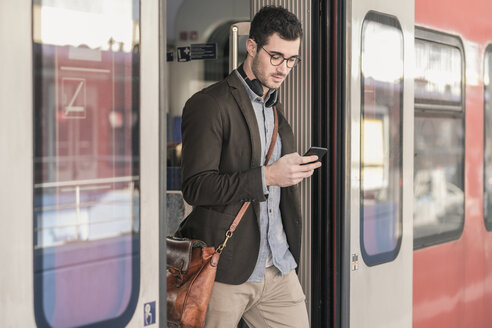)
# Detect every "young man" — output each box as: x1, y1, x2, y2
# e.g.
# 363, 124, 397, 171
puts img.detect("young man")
178, 6, 320, 327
